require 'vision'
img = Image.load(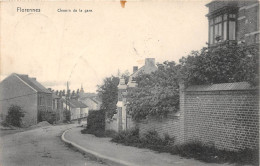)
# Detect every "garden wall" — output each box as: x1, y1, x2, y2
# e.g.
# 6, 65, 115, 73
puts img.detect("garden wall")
138, 82, 259, 151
